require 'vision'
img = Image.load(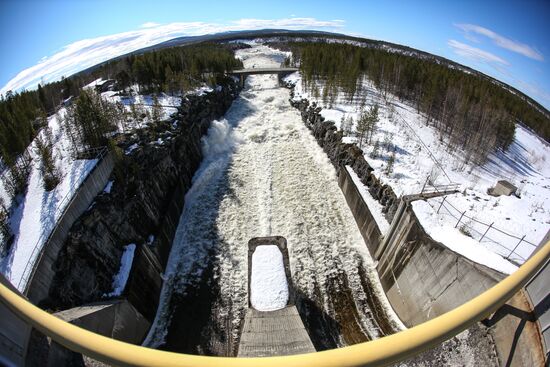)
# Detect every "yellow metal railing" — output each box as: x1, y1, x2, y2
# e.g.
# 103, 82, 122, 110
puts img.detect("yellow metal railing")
1, 240, 549, 367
